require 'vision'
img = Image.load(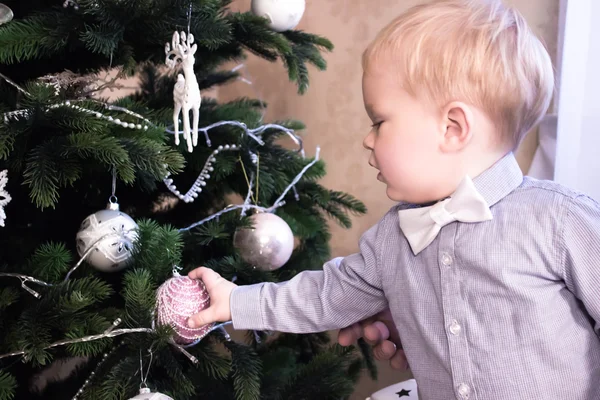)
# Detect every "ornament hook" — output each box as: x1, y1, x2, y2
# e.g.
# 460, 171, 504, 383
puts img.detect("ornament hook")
108, 167, 119, 210
139, 346, 154, 389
